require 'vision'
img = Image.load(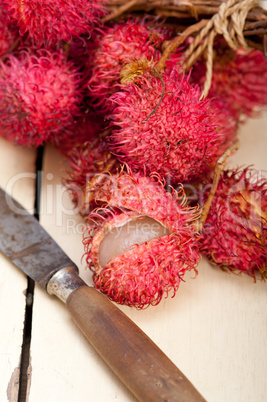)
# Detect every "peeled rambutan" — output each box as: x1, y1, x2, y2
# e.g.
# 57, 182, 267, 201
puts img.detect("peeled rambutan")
108, 68, 231, 184
0, 50, 82, 147
199, 167, 267, 279
83, 171, 200, 308
191, 41, 267, 118
86, 17, 182, 113
3, 0, 105, 47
